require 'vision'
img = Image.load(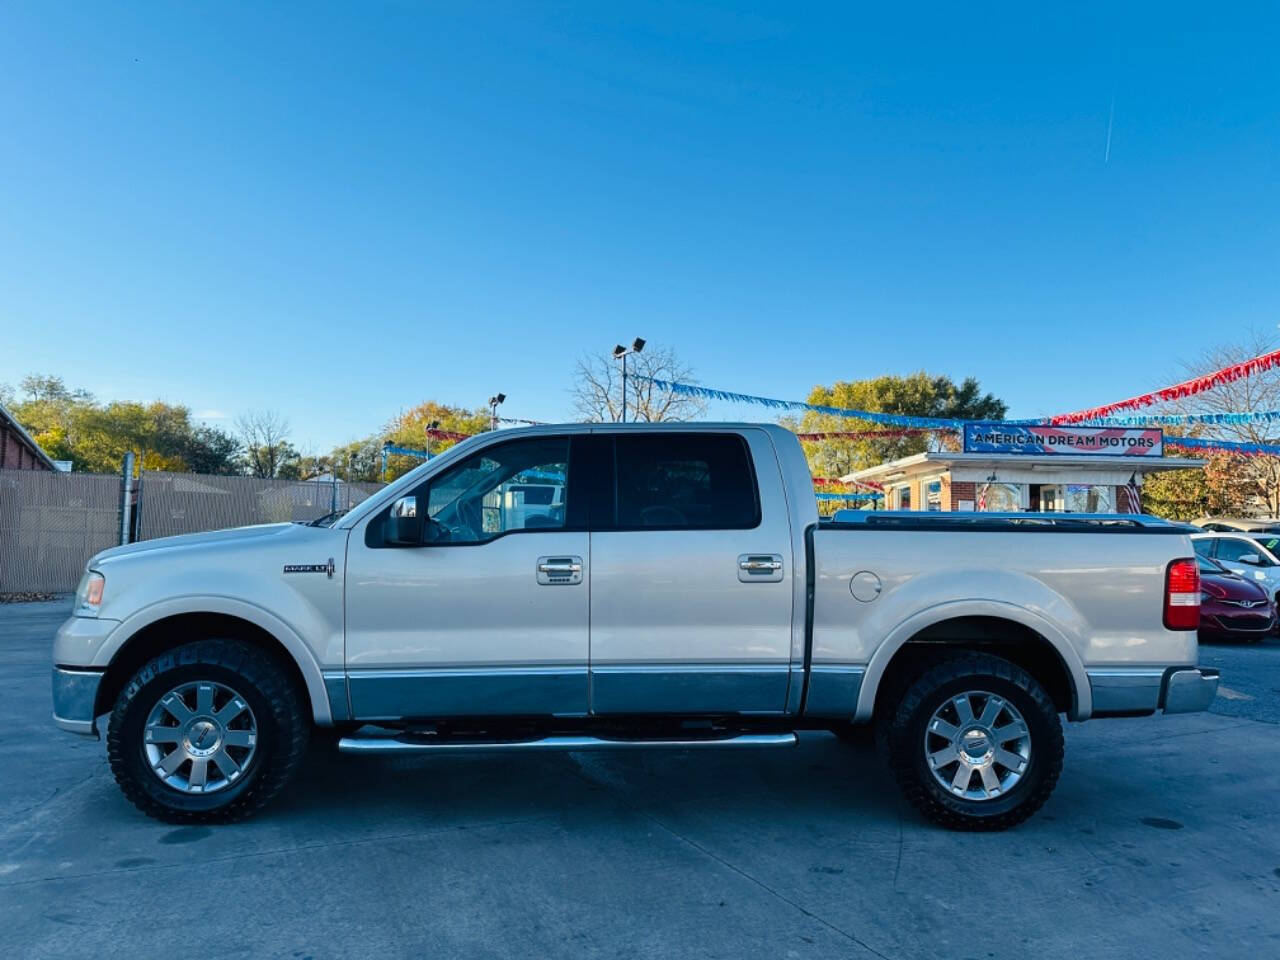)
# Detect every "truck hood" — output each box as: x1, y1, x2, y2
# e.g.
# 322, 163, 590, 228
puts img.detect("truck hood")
90, 522, 329, 566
